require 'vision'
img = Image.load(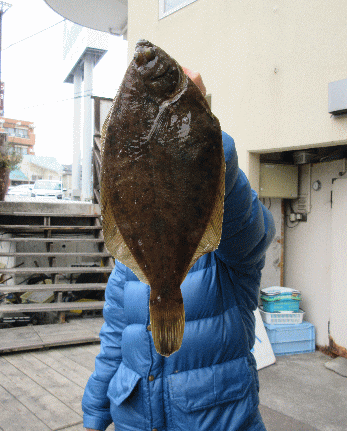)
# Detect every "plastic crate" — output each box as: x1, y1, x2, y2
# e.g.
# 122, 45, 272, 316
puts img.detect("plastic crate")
261, 286, 301, 312
264, 321, 315, 356
261, 297, 301, 312
259, 307, 304, 325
